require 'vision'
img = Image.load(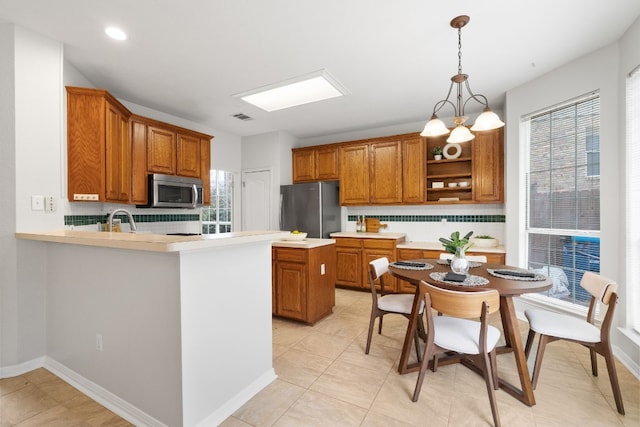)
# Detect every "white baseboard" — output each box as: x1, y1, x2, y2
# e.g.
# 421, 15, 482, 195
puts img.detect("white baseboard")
44, 357, 166, 427
194, 369, 277, 427
0, 356, 45, 378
